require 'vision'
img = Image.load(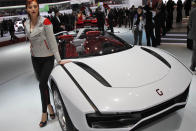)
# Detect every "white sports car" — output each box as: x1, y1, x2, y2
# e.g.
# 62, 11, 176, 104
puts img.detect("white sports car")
49, 30, 192, 131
